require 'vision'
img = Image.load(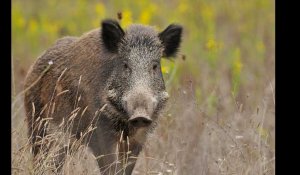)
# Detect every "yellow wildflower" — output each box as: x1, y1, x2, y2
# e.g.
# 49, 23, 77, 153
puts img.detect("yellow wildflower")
201, 4, 214, 21
206, 38, 218, 51
95, 3, 105, 17
139, 10, 151, 25
161, 65, 169, 74
232, 48, 243, 77
178, 1, 188, 14
121, 9, 132, 29
28, 19, 38, 34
